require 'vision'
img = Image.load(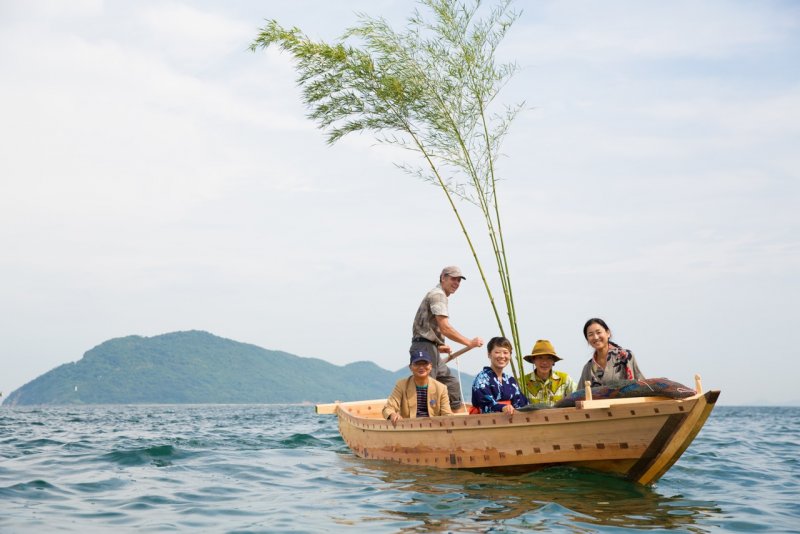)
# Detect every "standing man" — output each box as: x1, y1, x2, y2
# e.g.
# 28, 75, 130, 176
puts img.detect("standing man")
410, 265, 484, 412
